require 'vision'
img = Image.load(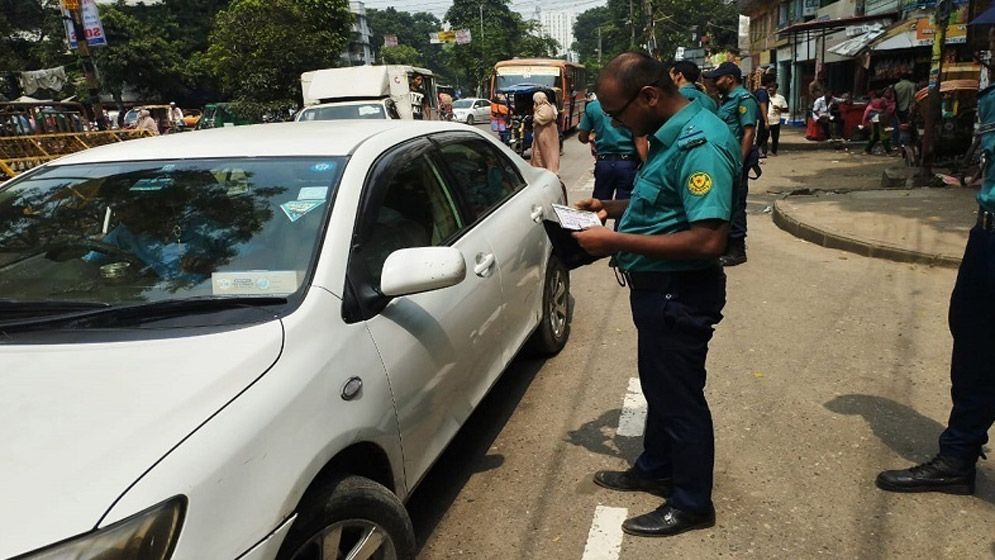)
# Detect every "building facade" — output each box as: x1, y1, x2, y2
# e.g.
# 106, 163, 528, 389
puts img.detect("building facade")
341, 1, 374, 66
540, 10, 577, 61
